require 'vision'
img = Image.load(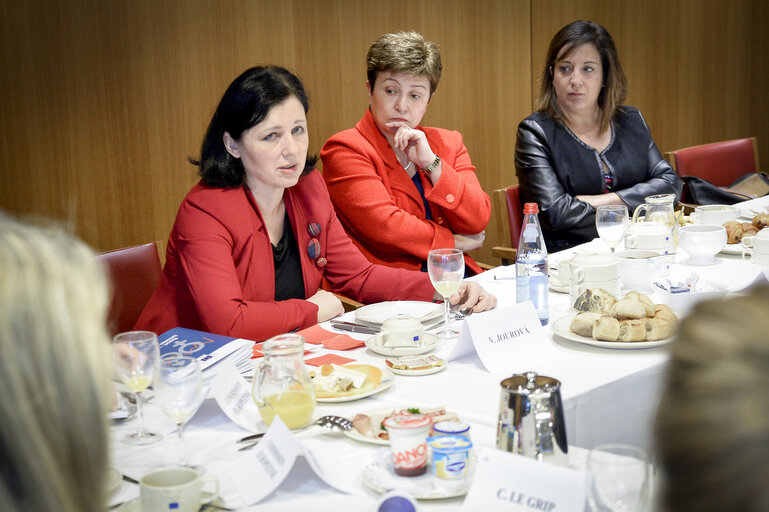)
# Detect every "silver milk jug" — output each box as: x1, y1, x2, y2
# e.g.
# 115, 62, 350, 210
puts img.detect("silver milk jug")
496, 371, 568, 465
